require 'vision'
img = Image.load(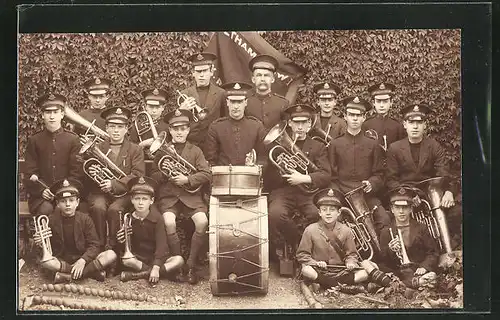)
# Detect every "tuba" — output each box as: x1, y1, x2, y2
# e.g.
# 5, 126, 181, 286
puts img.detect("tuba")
263, 122, 319, 194
132, 111, 159, 143
343, 184, 382, 253
365, 129, 387, 152
338, 206, 374, 261
120, 212, 136, 260
389, 227, 412, 266
149, 131, 202, 194
415, 177, 452, 253
176, 90, 207, 122
63, 105, 110, 143
309, 114, 333, 147
79, 137, 128, 197
33, 215, 54, 263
